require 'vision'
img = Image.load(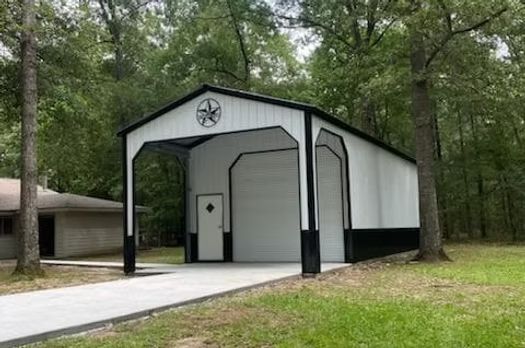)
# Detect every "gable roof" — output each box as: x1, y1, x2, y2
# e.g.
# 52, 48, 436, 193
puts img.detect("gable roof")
117, 84, 416, 164
0, 178, 147, 213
